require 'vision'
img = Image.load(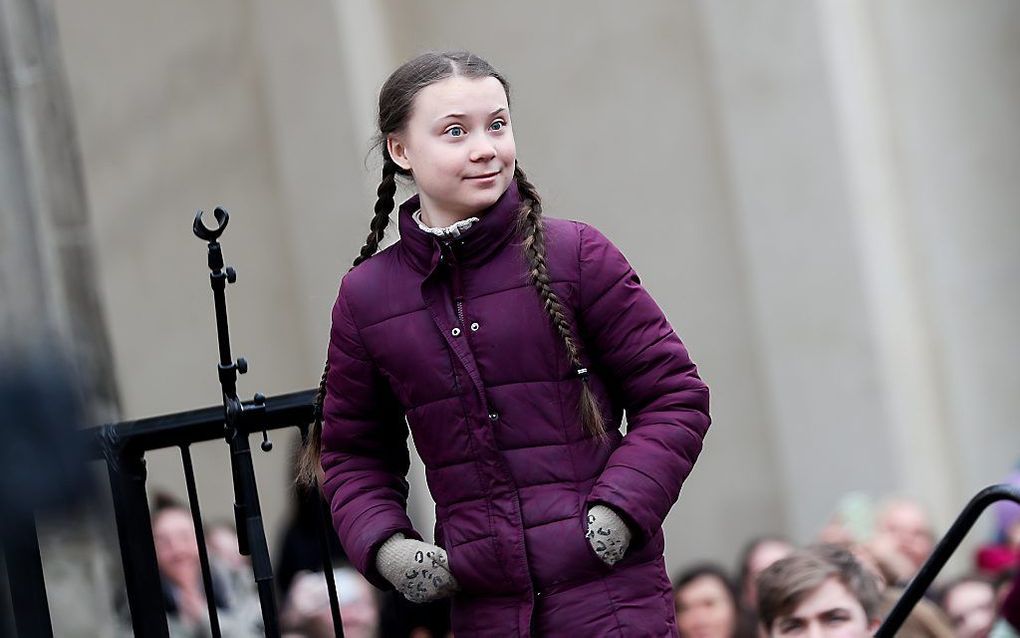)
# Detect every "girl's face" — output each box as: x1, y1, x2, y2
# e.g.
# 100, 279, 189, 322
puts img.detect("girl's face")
388, 75, 516, 221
